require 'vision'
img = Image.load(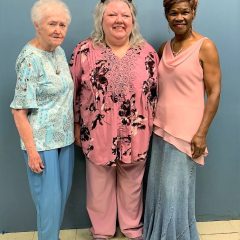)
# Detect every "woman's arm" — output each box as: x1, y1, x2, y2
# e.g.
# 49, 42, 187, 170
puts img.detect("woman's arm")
158, 42, 167, 60
74, 123, 81, 147
191, 39, 221, 159
69, 43, 83, 147
12, 109, 44, 173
